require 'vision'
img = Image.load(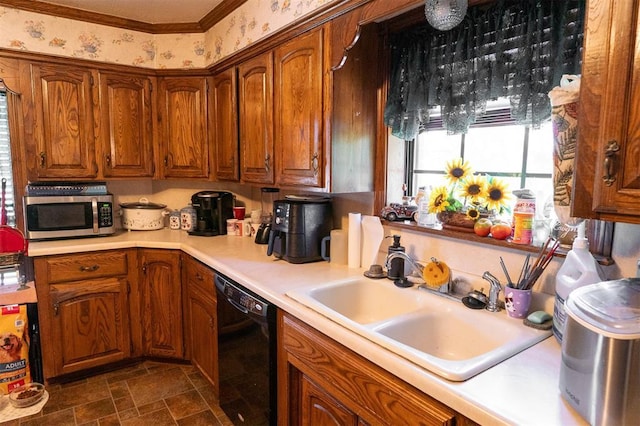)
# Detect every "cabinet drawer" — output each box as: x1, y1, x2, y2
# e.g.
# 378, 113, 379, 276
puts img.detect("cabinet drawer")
43, 251, 129, 283
183, 255, 215, 298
